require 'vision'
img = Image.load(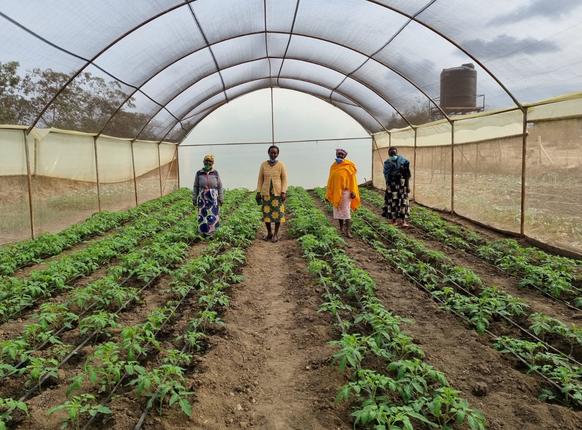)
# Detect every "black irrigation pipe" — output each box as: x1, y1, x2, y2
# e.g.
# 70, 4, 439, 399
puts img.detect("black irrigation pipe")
2, 276, 133, 382
131, 264, 246, 430
98, 244, 248, 430
399, 220, 582, 314
17, 274, 165, 403
376, 198, 582, 307
311, 194, 573, 404
356, 215, 582, 369
1, 205, 194, 321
